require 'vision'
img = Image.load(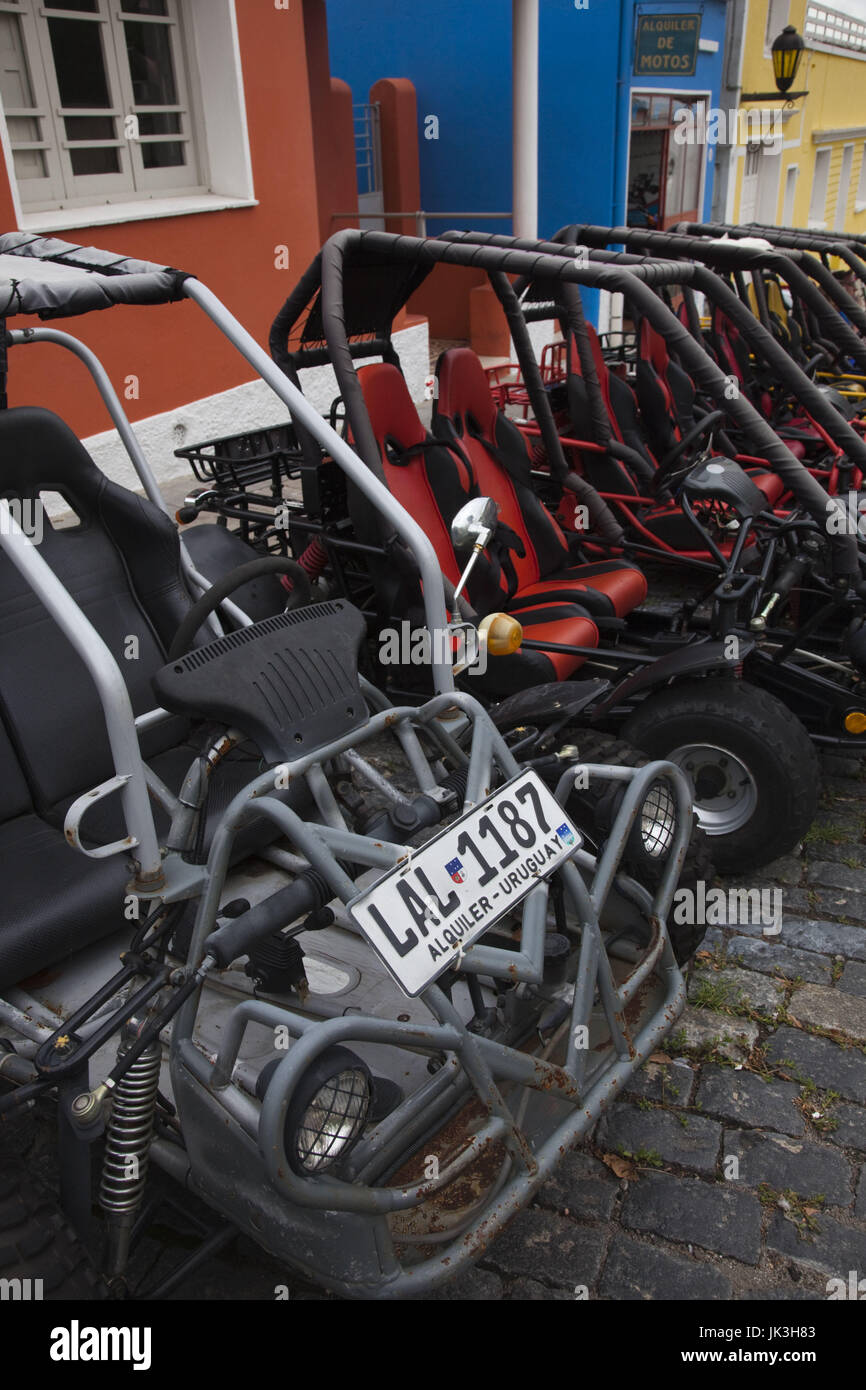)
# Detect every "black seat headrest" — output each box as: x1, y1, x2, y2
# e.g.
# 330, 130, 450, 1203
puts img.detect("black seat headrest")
0, 405, 190, 653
